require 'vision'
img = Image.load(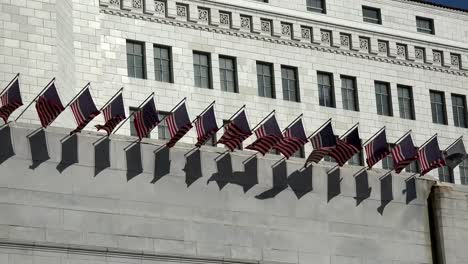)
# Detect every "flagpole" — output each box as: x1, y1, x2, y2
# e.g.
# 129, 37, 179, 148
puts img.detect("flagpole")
63, 82, 91, 109
98, 87, 124, 112
0, 73, 20, 96
157, 97, 187, 125
251, 110, 275, 132
112, 92, 154, 135
362, 126, 386, 147
394, 130, 412, 145
15, 77, 55, 122
217, 104, 246, 131
307, 118, 332, 139
445, 136, 464, 151
339, 122, 359, 140
418, 134, 438, 150
191, 100, 216, 124
281, 114, 303, 133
